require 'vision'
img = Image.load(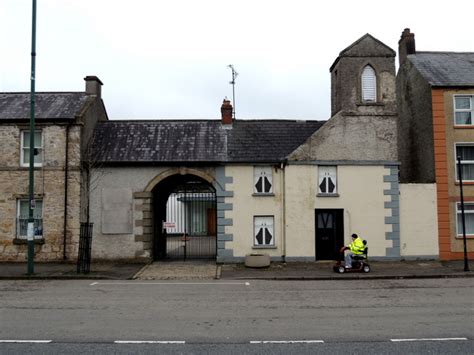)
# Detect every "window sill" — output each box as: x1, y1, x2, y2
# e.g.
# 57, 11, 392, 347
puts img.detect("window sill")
13, 238, 45, 245
317, 193, 340, 197
455, 181, 474, 185
454, 125, 474, 129
252, 245, 277, 249
356, 102, 384, 106
252, 193, 275, 197
456, 235, 474, 239
18, 166, 44, 170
